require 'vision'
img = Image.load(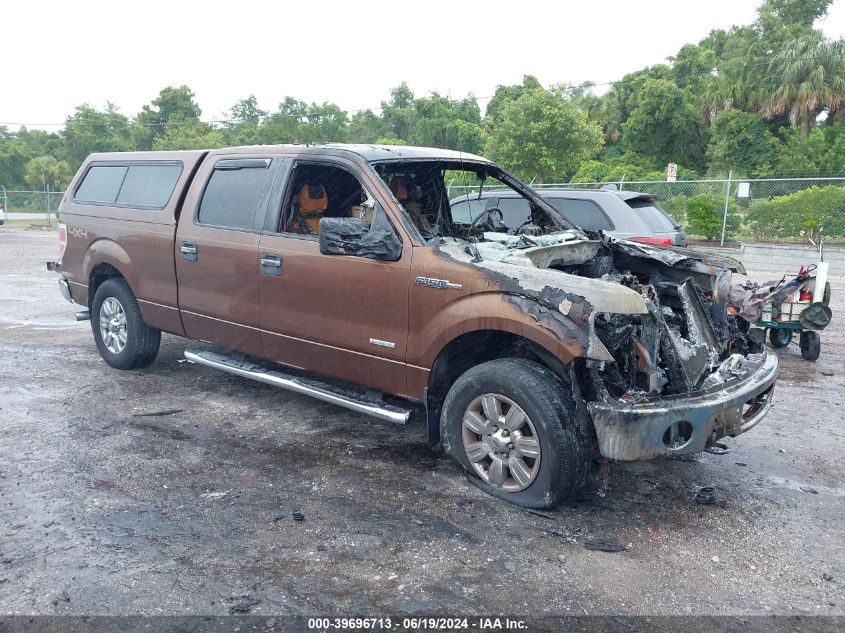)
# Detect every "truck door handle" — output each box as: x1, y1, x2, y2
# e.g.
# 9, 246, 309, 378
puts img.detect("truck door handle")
260, 253, 283, 276
180, 241, 198, 262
